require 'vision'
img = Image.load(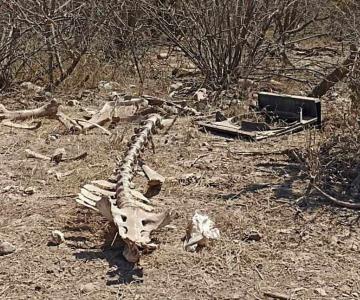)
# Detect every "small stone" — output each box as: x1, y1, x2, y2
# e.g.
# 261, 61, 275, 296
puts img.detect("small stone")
51, 148, 66, 164
24, 187, 35, 195
0, 241, 16, 255
157, 52, 169, 59
67, 100, 80, 107
49, 230, 65, 246
315, 288, 327, 297
80, 282, 97, 293
169, 82, 183, 92
243, 230, 262, 242
2, 185, 13, 193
